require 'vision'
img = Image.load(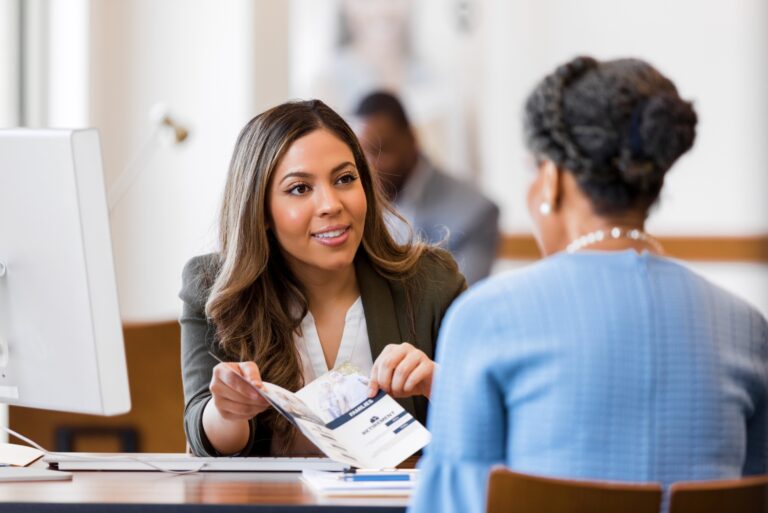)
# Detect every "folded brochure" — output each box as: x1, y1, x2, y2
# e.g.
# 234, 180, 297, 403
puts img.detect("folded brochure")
254, 364, 431, 469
